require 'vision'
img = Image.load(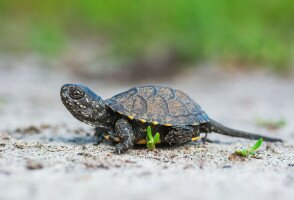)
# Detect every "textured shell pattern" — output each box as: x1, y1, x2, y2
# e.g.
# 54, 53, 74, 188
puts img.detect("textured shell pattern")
105, 86, 210, 126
